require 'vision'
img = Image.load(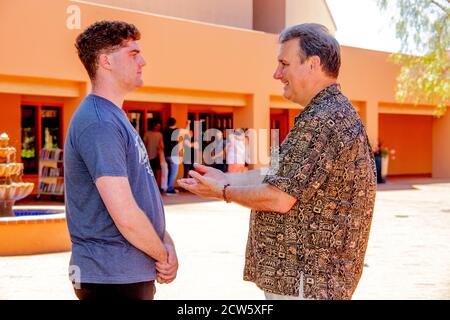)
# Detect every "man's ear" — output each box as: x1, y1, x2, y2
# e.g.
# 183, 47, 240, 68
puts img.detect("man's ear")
309, 56, 321, 72
98, 53, 113, 71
